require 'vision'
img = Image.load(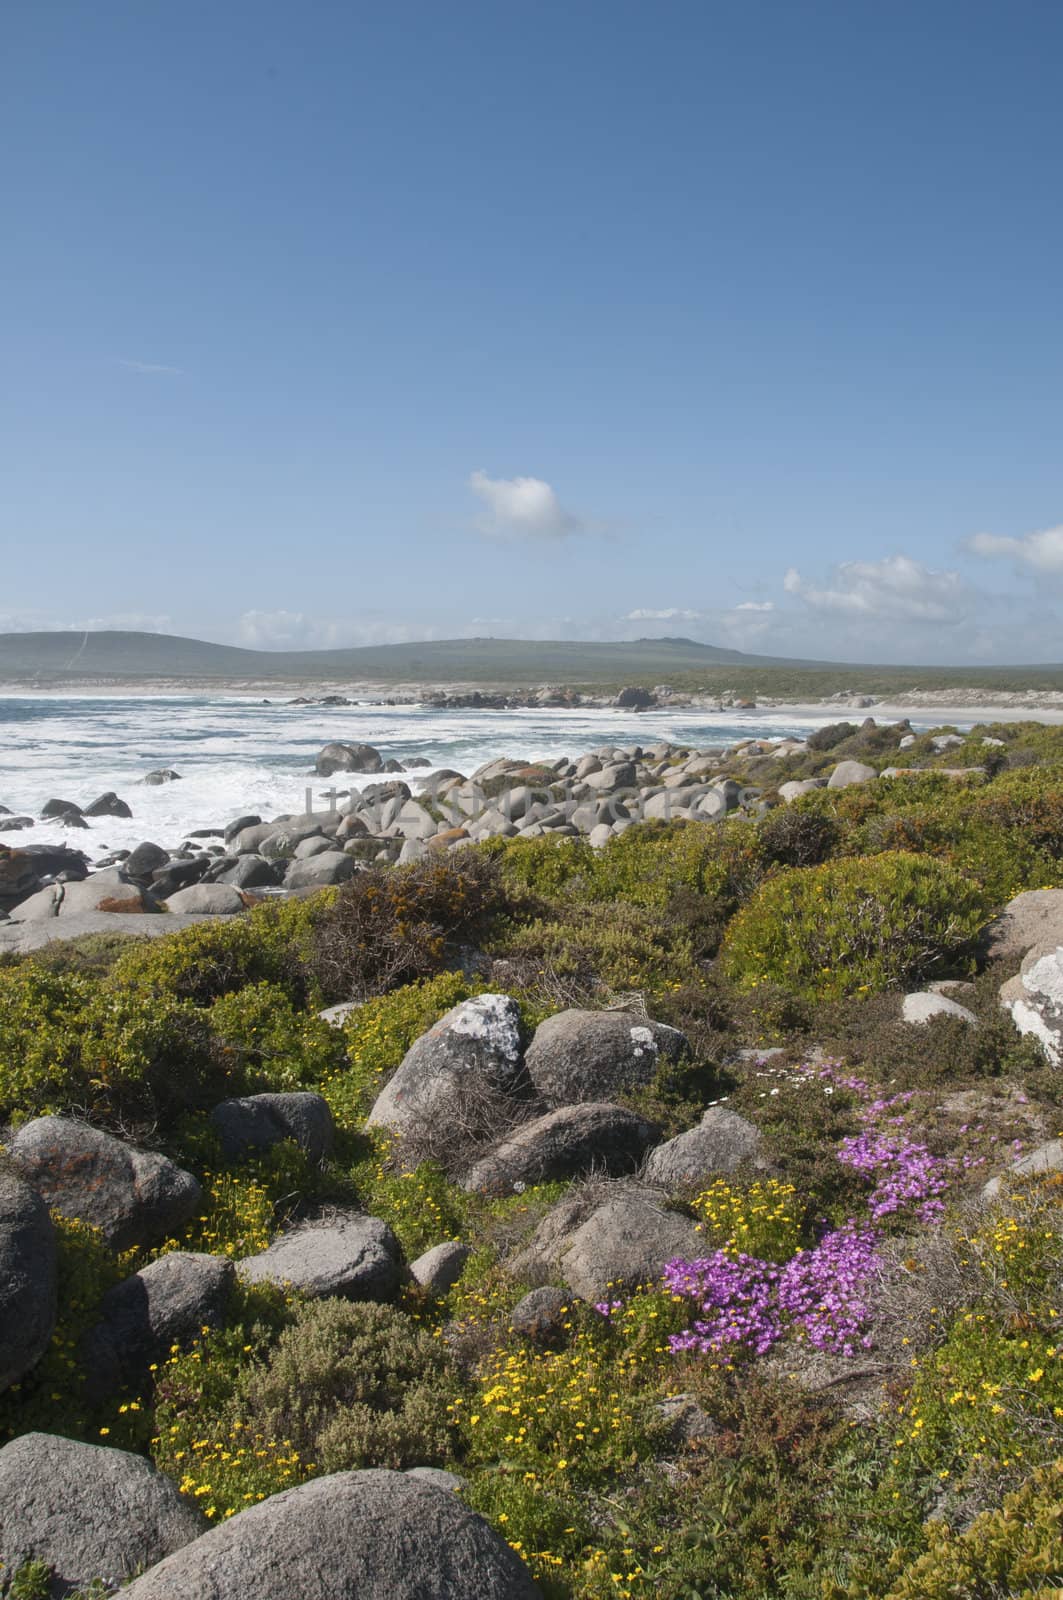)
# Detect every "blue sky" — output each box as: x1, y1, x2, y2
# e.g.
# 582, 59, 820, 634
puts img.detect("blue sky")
3, 1, 1062, 663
